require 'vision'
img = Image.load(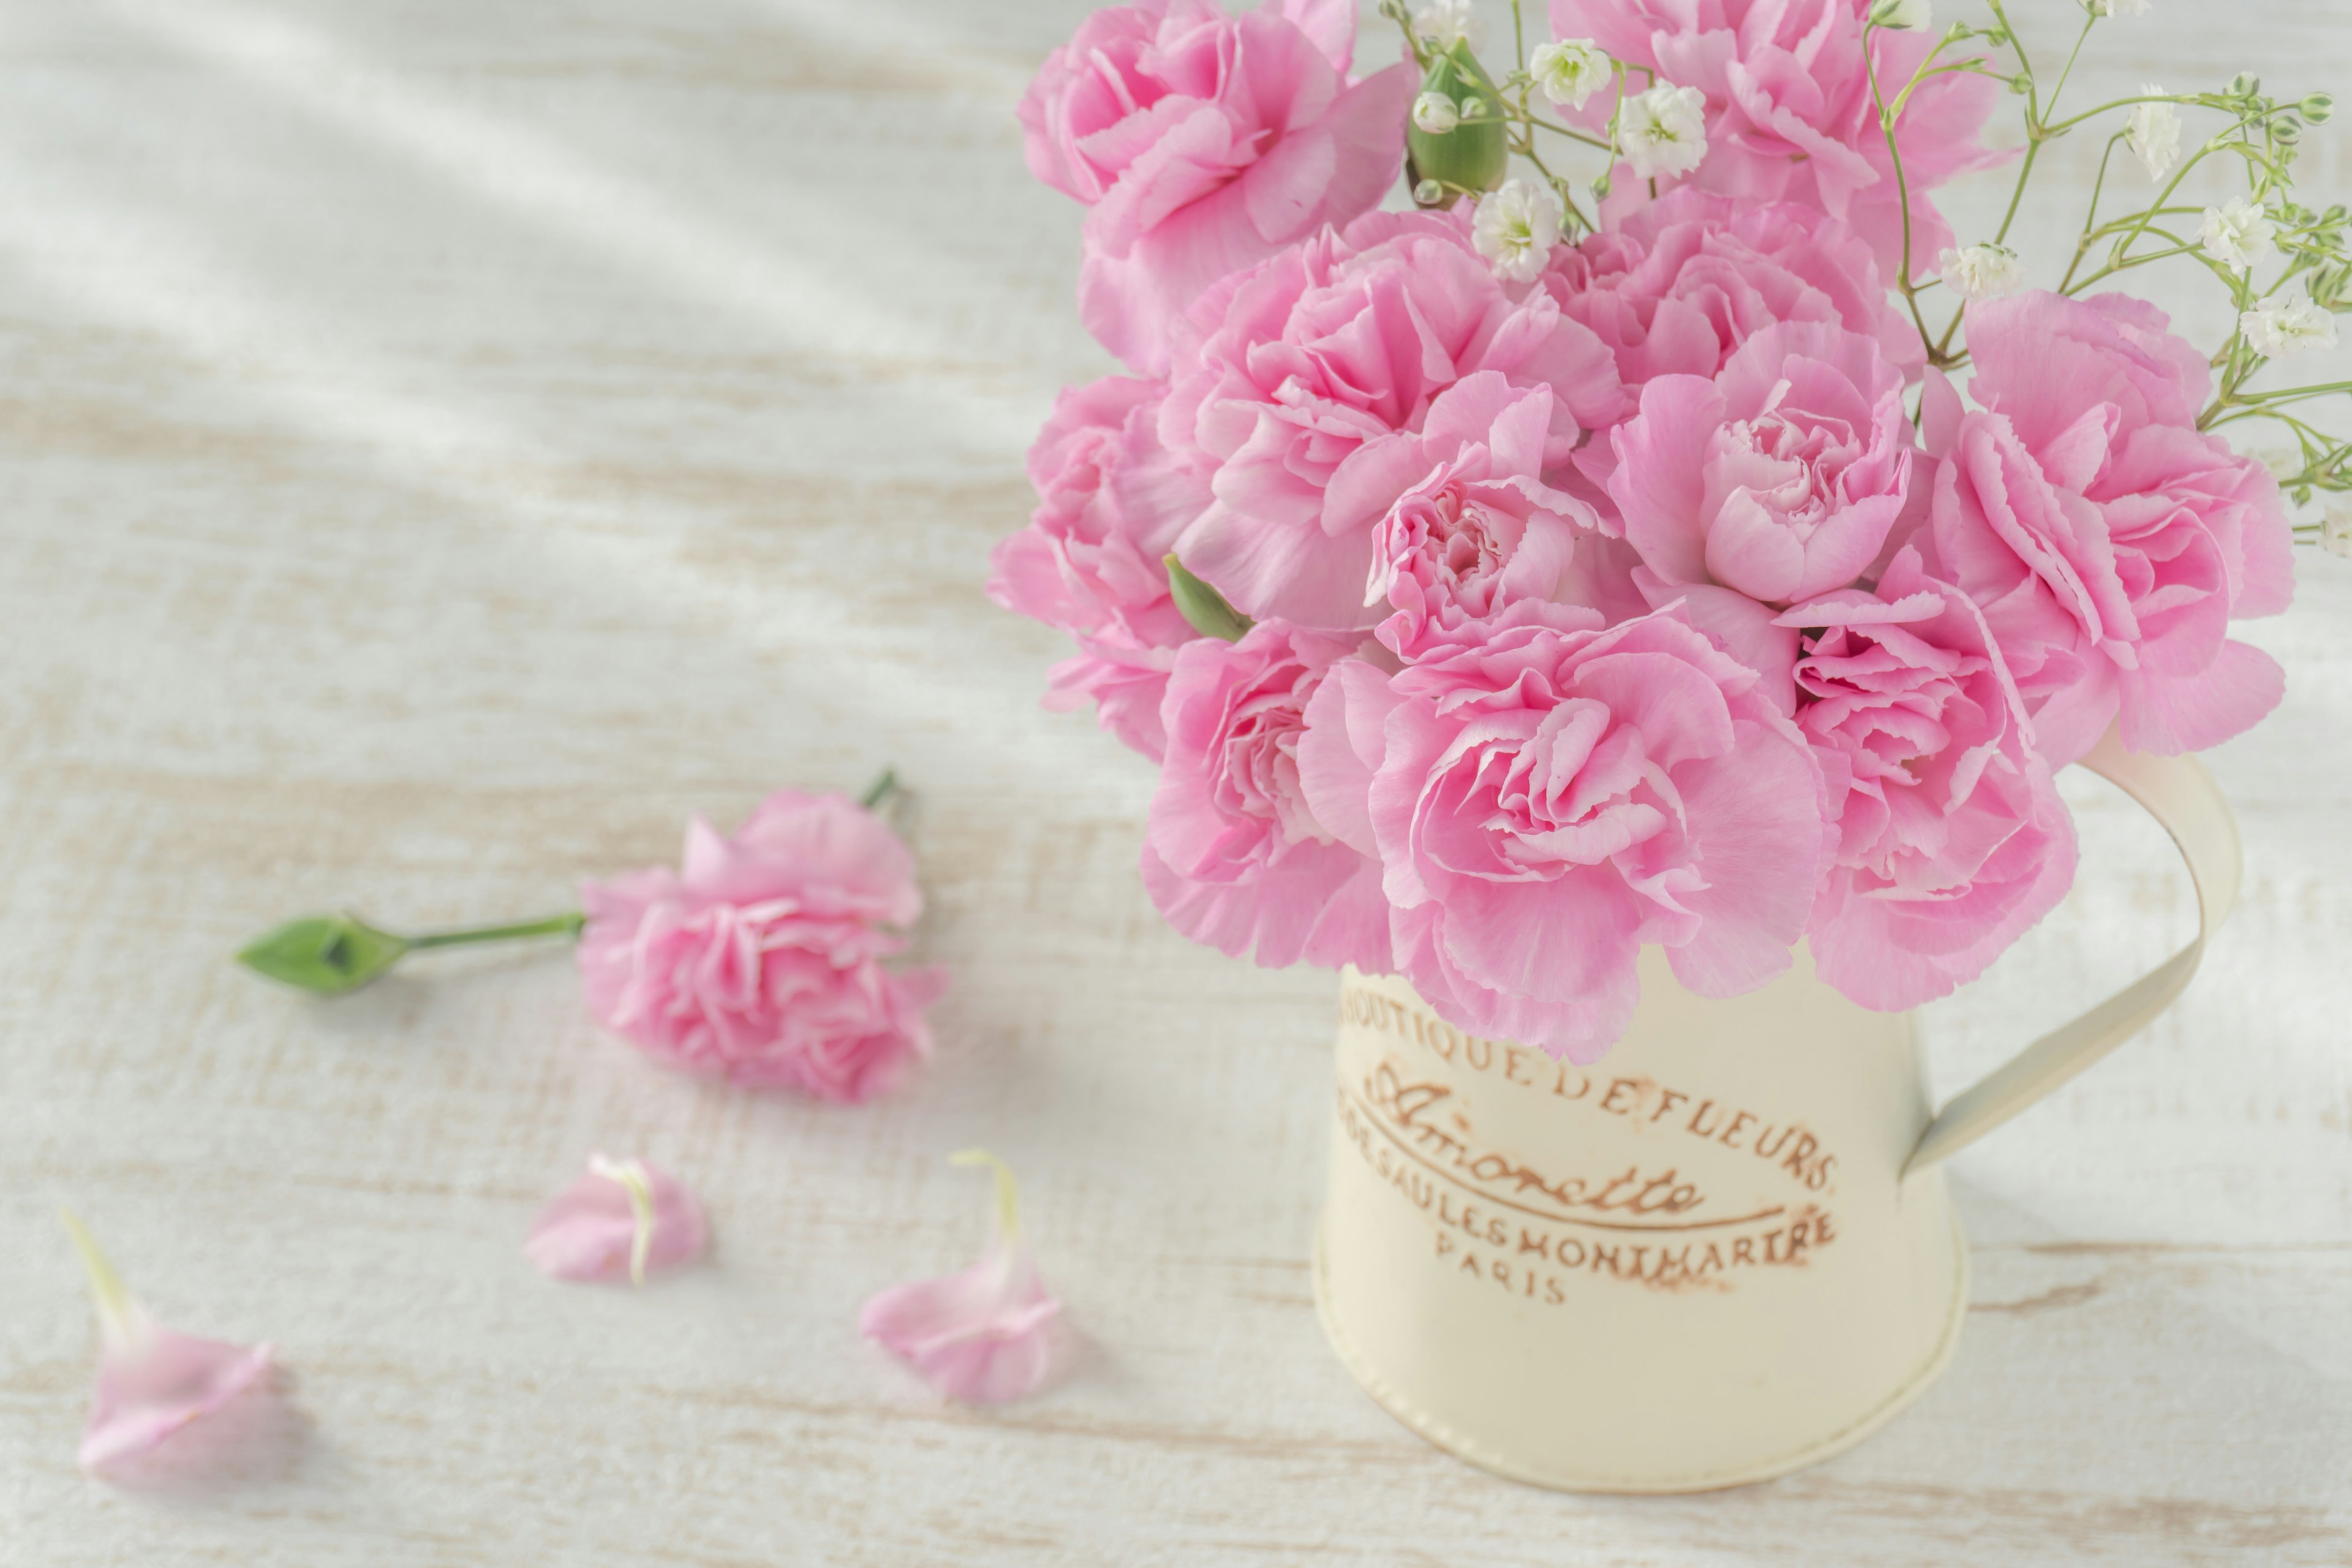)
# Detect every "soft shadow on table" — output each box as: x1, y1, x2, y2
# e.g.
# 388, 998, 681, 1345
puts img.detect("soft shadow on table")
1515, 1172, 2352, 1564
258, 948, 577, 1045
96, 1369, 318, 1504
